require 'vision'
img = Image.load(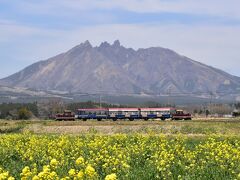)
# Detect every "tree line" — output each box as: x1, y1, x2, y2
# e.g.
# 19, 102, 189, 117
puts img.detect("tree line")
0, 102, 38, 120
